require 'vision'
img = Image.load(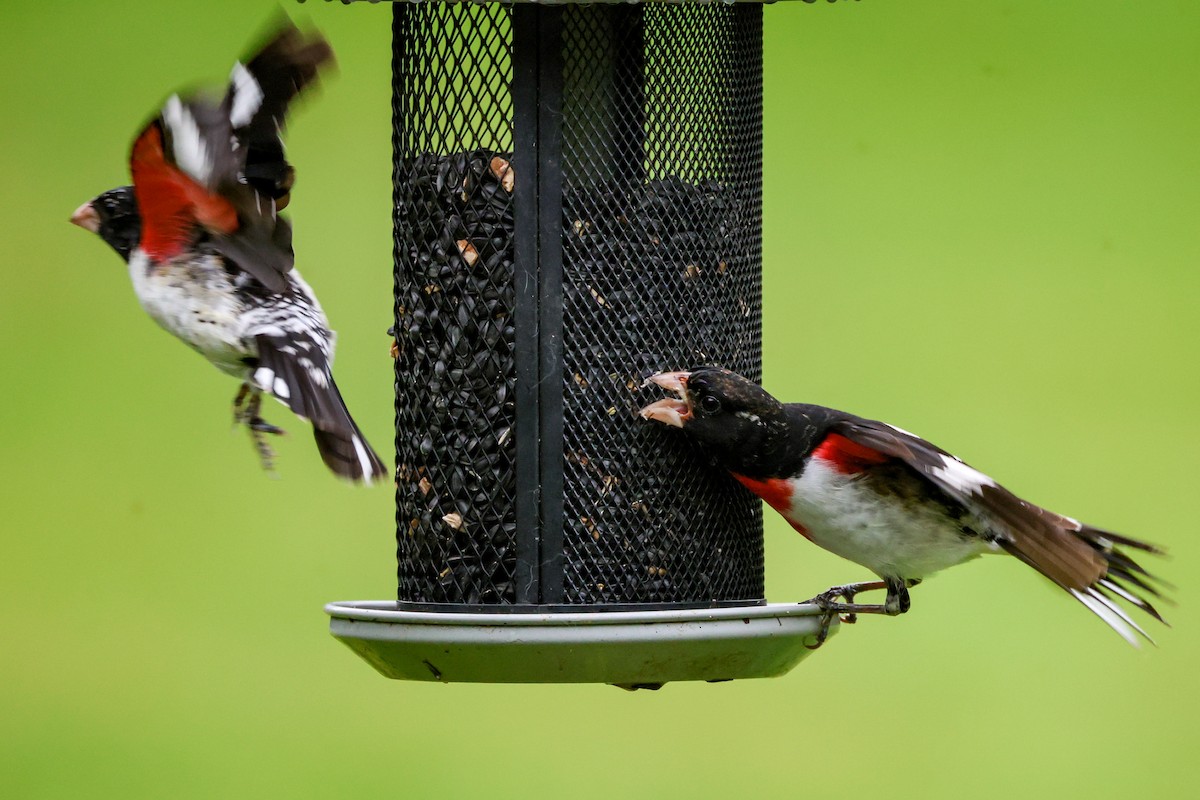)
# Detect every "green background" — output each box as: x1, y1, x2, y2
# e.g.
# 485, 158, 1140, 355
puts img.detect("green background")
2, 1, 1197, 797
